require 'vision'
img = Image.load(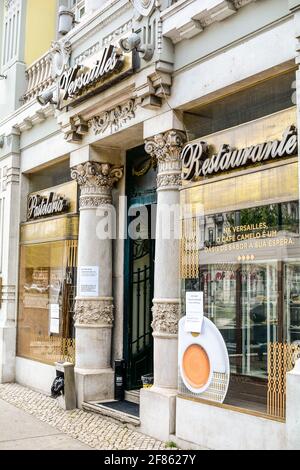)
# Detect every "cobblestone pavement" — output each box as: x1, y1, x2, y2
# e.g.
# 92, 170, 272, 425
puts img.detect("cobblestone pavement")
0, 383, 168, 450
